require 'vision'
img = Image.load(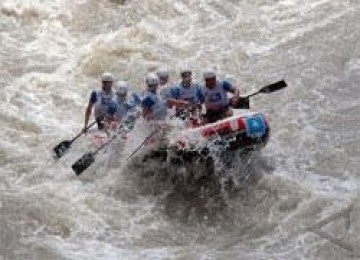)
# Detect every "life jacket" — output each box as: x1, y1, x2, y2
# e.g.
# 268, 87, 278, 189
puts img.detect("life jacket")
142, 90, 167, 120
115, 92, 141, 120
203, 81, 229, 110
173, 82, 202, 103
94, 90, 116, 118
159, 84, 173, 101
